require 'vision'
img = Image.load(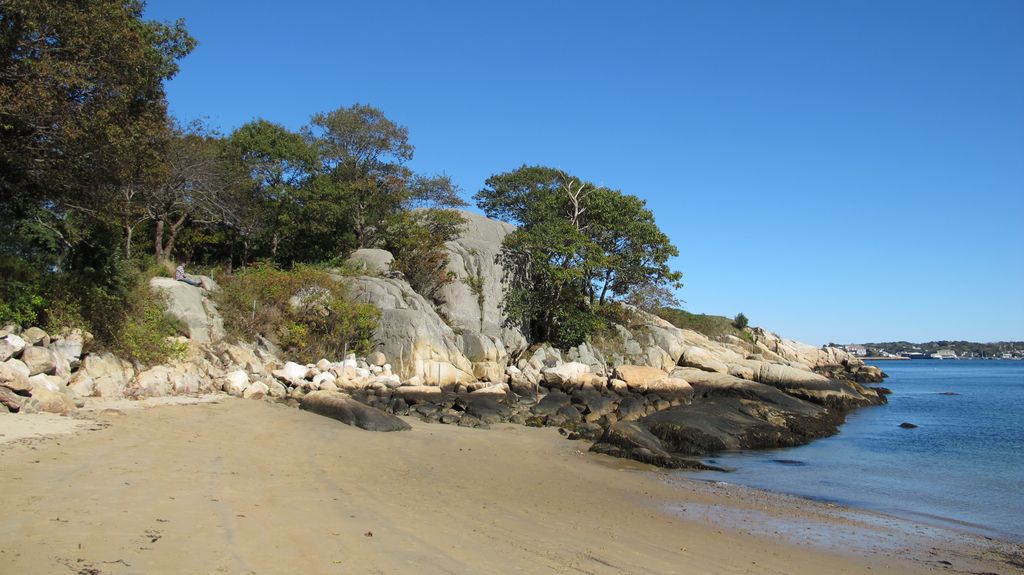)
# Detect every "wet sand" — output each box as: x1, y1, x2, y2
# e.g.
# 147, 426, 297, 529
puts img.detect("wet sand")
1, 398, 1020, 574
